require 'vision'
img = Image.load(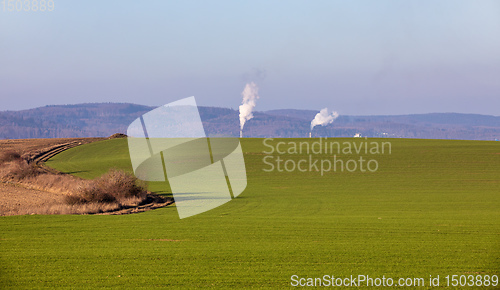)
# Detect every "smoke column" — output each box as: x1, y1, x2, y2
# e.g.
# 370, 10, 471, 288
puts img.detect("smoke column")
239, 82, 259, 137
310, 108, 339, 137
